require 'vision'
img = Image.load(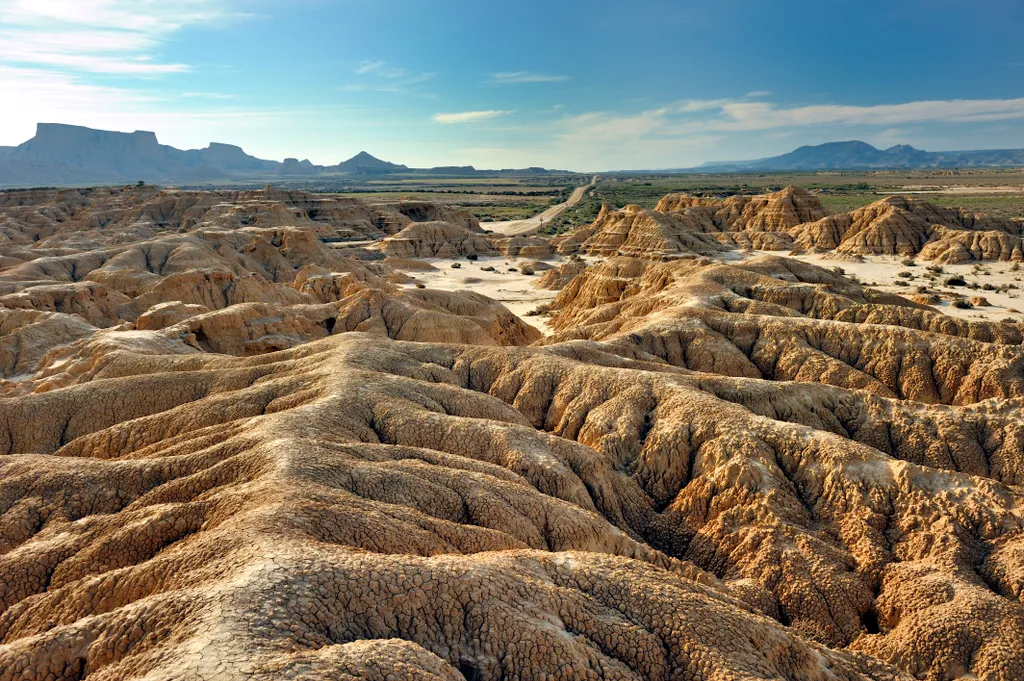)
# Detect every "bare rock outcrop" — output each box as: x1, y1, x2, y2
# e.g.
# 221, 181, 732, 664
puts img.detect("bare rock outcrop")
538, 258, 588, 290
561, 205, 730, 259
376, 221, 497, 259
918, 226, 1024, 263
657, 185, 829, 231
791, 195, 1024, 259
543, 255, 1024, 405
2, 186, 1024, 681
0, 332, 1021, 679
